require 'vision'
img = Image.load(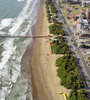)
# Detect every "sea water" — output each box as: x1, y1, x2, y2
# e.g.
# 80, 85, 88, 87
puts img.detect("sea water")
0, 0, 40, 100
